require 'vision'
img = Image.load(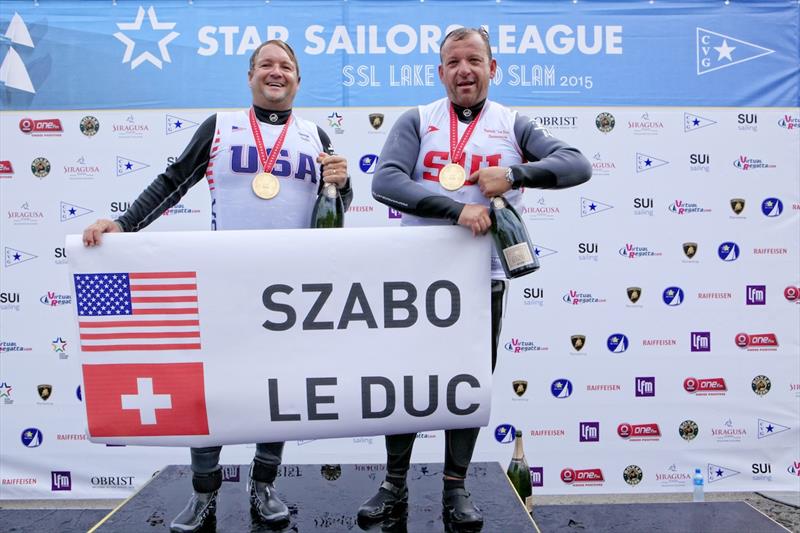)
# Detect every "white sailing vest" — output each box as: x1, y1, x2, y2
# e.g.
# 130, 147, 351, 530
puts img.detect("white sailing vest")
405, 98, 525, 278
207, 110, 324, 230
